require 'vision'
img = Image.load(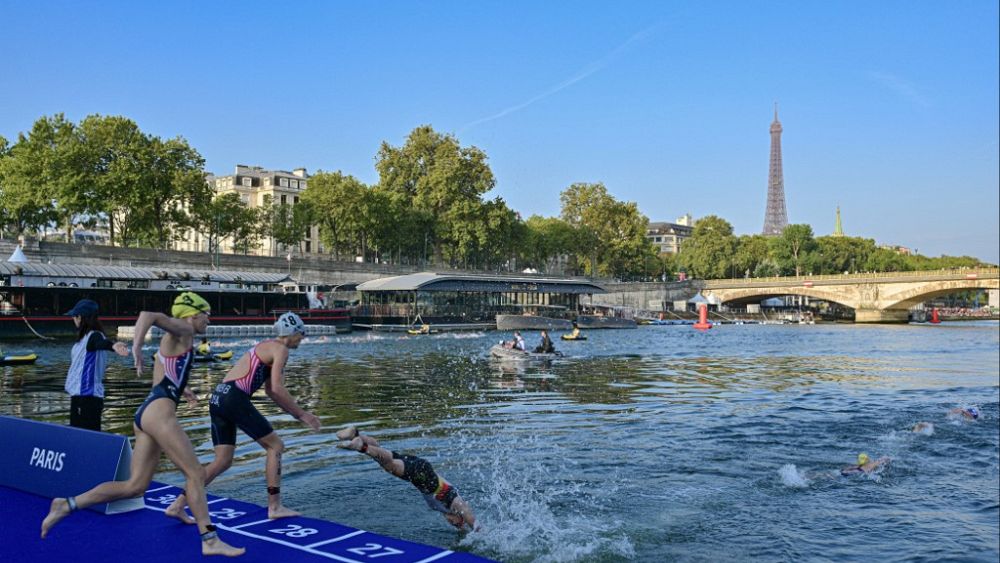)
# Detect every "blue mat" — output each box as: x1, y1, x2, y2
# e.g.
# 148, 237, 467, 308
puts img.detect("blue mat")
1, 482, 494, 563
